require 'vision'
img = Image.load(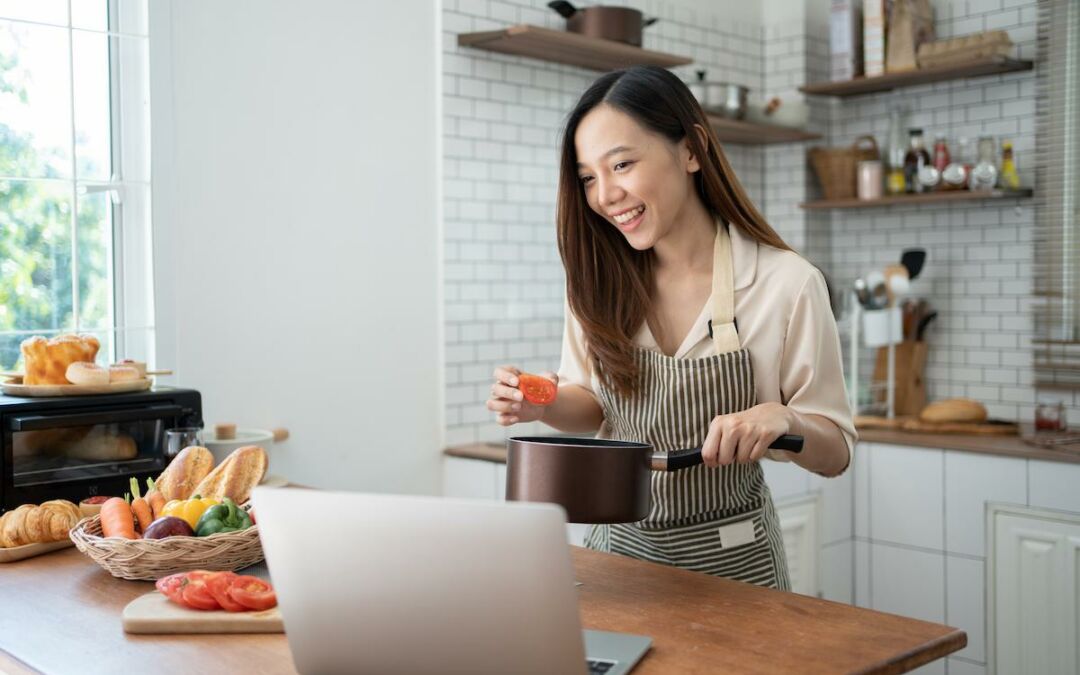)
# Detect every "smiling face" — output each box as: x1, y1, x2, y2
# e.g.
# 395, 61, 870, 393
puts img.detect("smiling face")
574, 104, 701, 251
